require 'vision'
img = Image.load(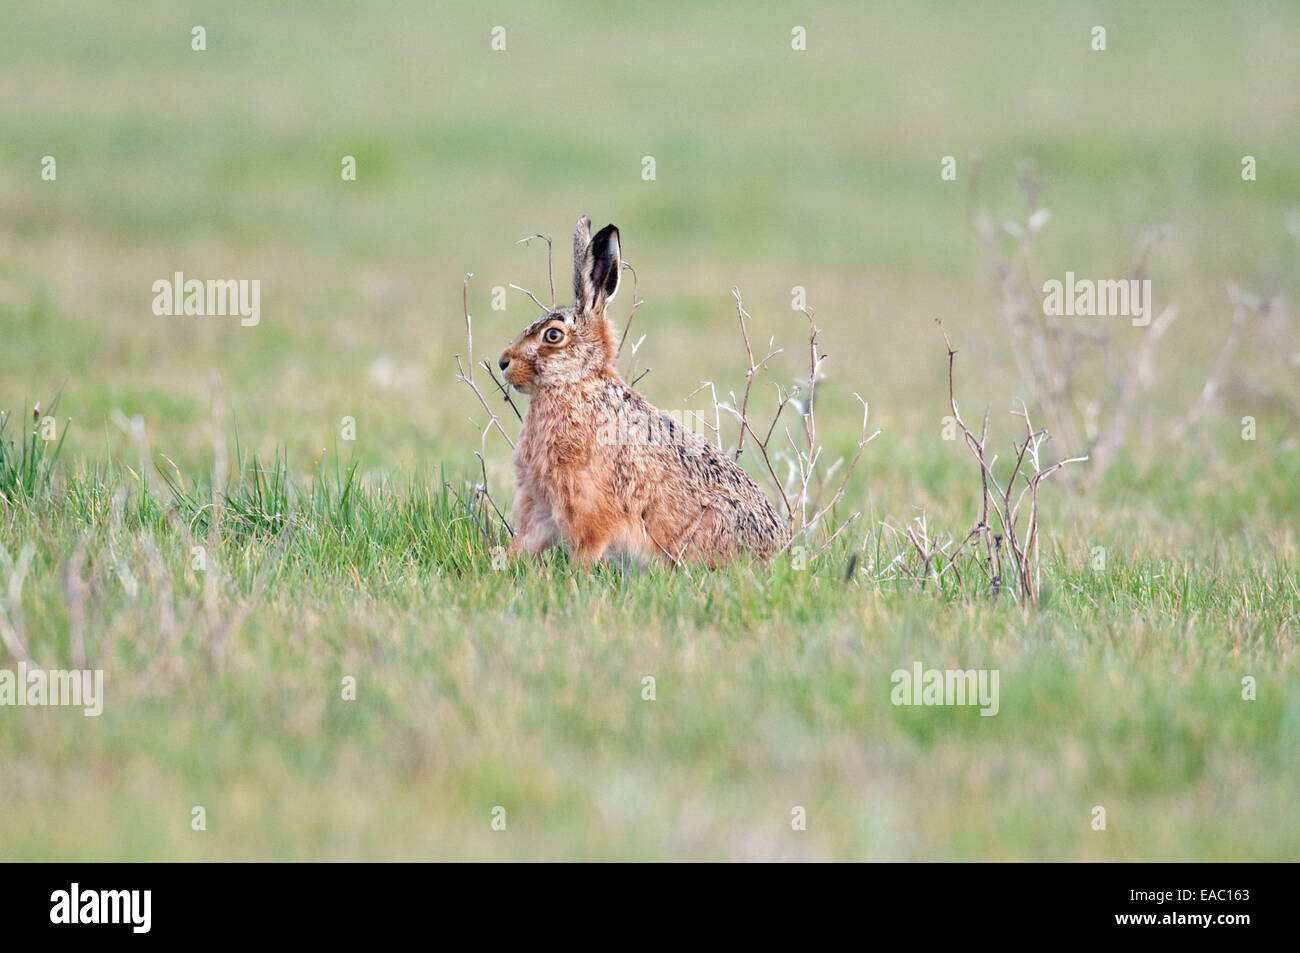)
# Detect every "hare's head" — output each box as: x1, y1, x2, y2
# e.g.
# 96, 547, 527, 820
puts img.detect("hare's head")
498, 216, 622, 393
